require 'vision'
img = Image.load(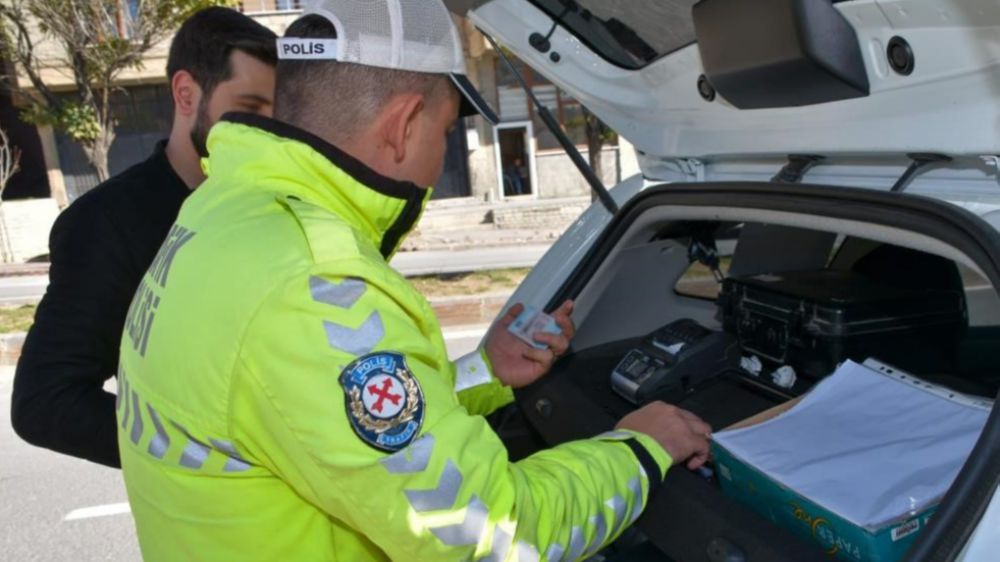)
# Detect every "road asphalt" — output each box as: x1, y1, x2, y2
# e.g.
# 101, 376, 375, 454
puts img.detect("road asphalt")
0, 244, 551, 306
0, 325, 487, 561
